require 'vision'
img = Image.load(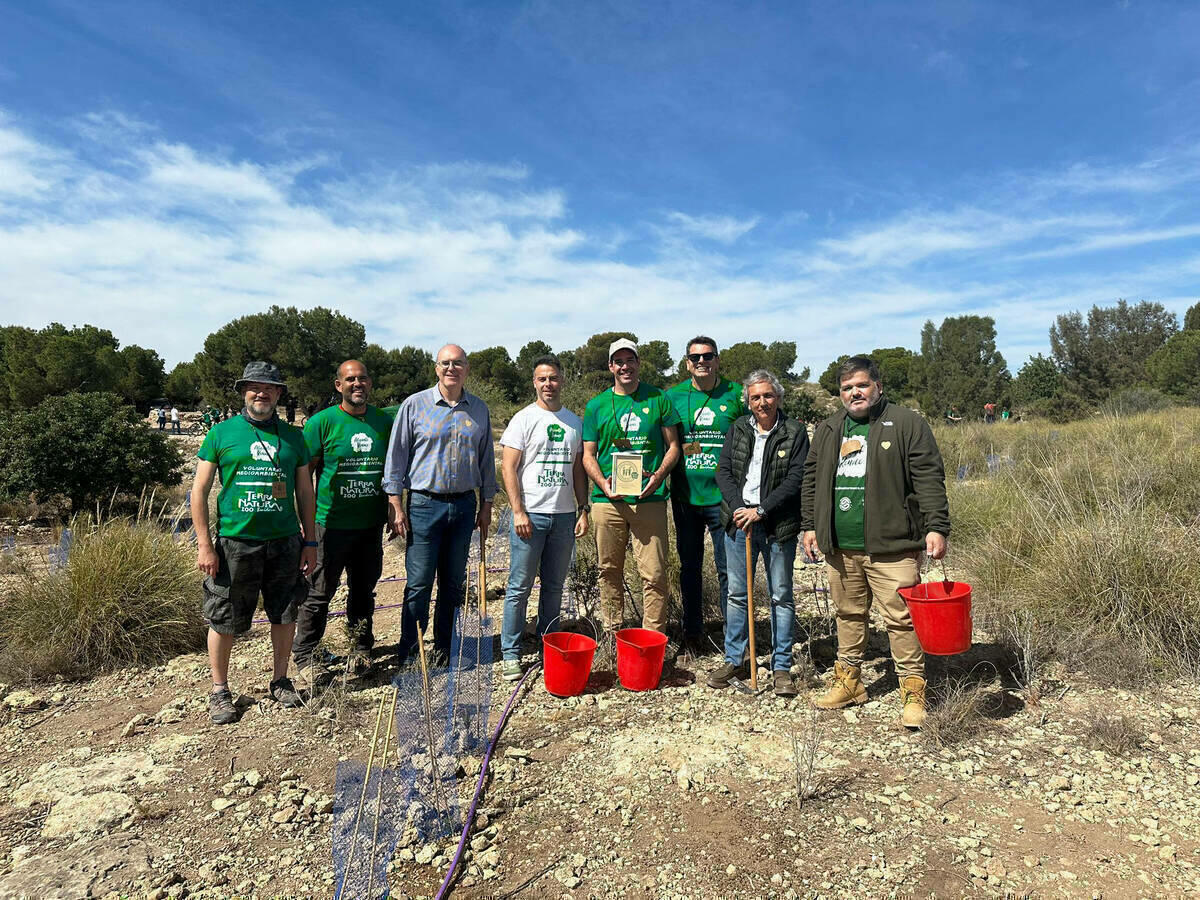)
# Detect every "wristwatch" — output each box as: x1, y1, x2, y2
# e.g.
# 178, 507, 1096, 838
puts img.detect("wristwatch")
579, 504, 591, 513
755, 506, 766, 518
